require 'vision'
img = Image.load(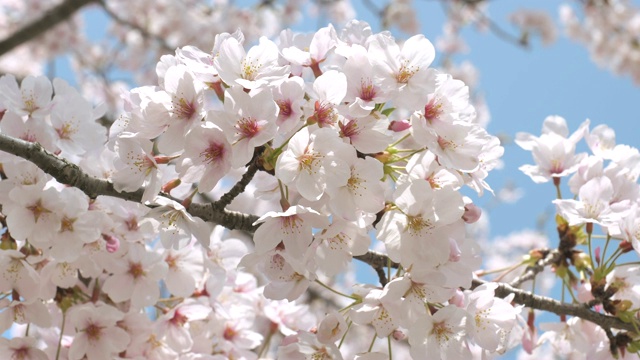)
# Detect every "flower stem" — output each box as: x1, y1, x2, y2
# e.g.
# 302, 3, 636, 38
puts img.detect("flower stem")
315, 279, 357, 300
338, 320, 352, 348
55, 311, 66, 360
367, 332, 377, 352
